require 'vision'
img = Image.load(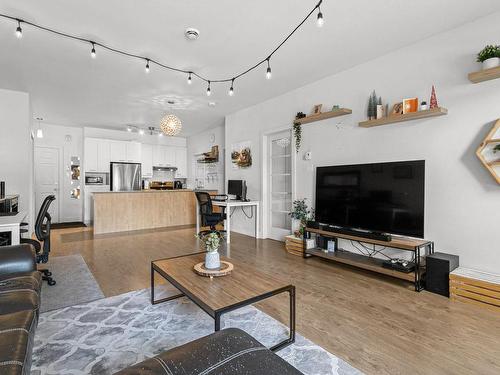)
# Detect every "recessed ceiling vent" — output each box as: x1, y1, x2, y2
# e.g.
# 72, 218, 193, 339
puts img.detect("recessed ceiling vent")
185, 28, 200, 40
